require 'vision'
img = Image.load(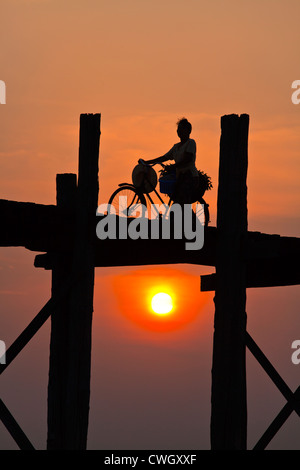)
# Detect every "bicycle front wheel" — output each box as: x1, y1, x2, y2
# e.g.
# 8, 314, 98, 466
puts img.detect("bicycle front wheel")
108, 186, 147, 217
